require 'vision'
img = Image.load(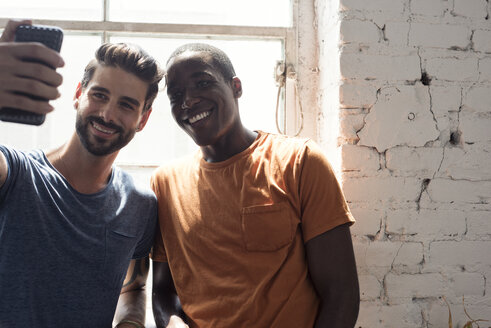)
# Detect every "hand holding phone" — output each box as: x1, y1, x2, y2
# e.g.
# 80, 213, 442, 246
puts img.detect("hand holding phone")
0, 23, 64, 125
